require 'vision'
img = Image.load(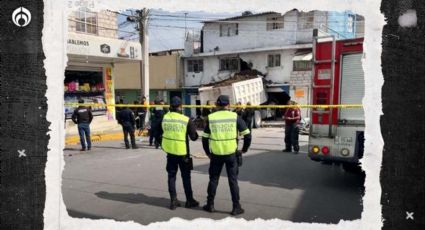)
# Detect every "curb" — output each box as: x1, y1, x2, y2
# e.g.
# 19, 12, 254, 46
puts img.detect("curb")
65, 130, 149, 145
